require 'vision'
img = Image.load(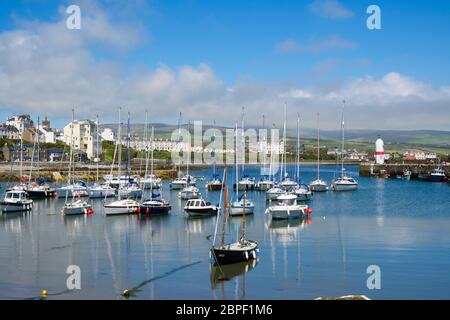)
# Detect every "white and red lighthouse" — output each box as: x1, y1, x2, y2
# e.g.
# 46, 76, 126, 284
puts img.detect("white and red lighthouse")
375, 136, 385, 164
